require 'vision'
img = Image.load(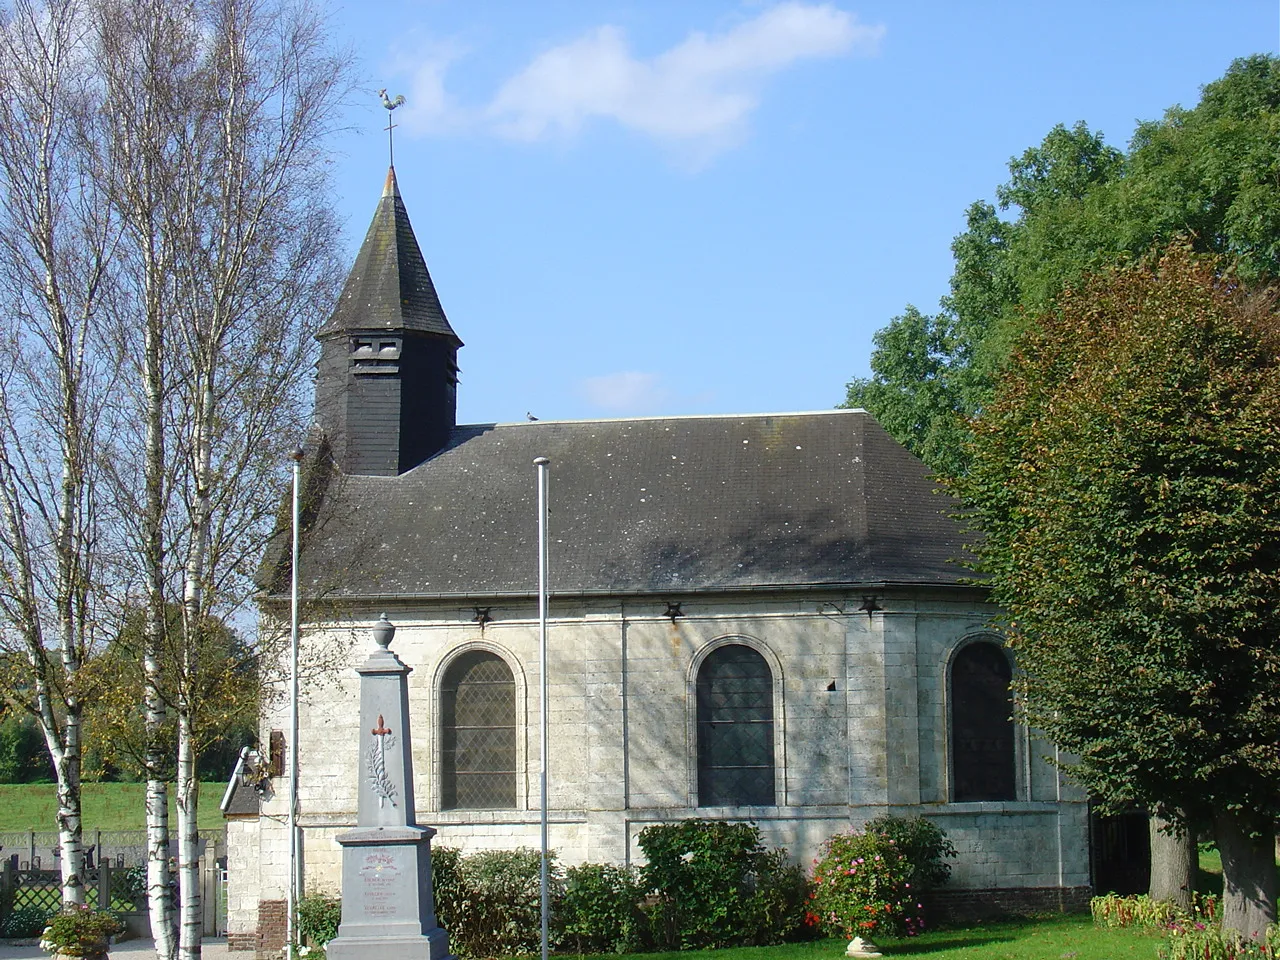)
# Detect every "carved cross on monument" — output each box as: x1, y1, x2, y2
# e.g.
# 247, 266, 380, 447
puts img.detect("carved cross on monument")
366, 713, 398, 808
